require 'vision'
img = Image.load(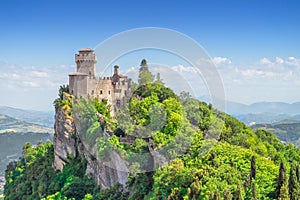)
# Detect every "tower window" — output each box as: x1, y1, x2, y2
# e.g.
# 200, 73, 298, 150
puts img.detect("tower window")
108, 90, 111, 95
116, 99, 121, 107
100, 90, 103, 95
91, 90, 94, 95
